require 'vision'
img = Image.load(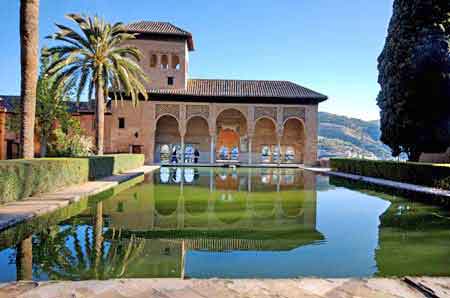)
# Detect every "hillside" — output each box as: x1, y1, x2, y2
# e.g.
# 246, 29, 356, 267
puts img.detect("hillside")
318, 112, 392, 160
